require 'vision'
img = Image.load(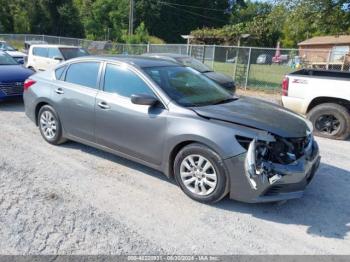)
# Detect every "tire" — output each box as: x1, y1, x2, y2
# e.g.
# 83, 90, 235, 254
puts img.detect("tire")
174, 143, 229, 204
38, 105, 66, 145
307, 103, 350, 140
